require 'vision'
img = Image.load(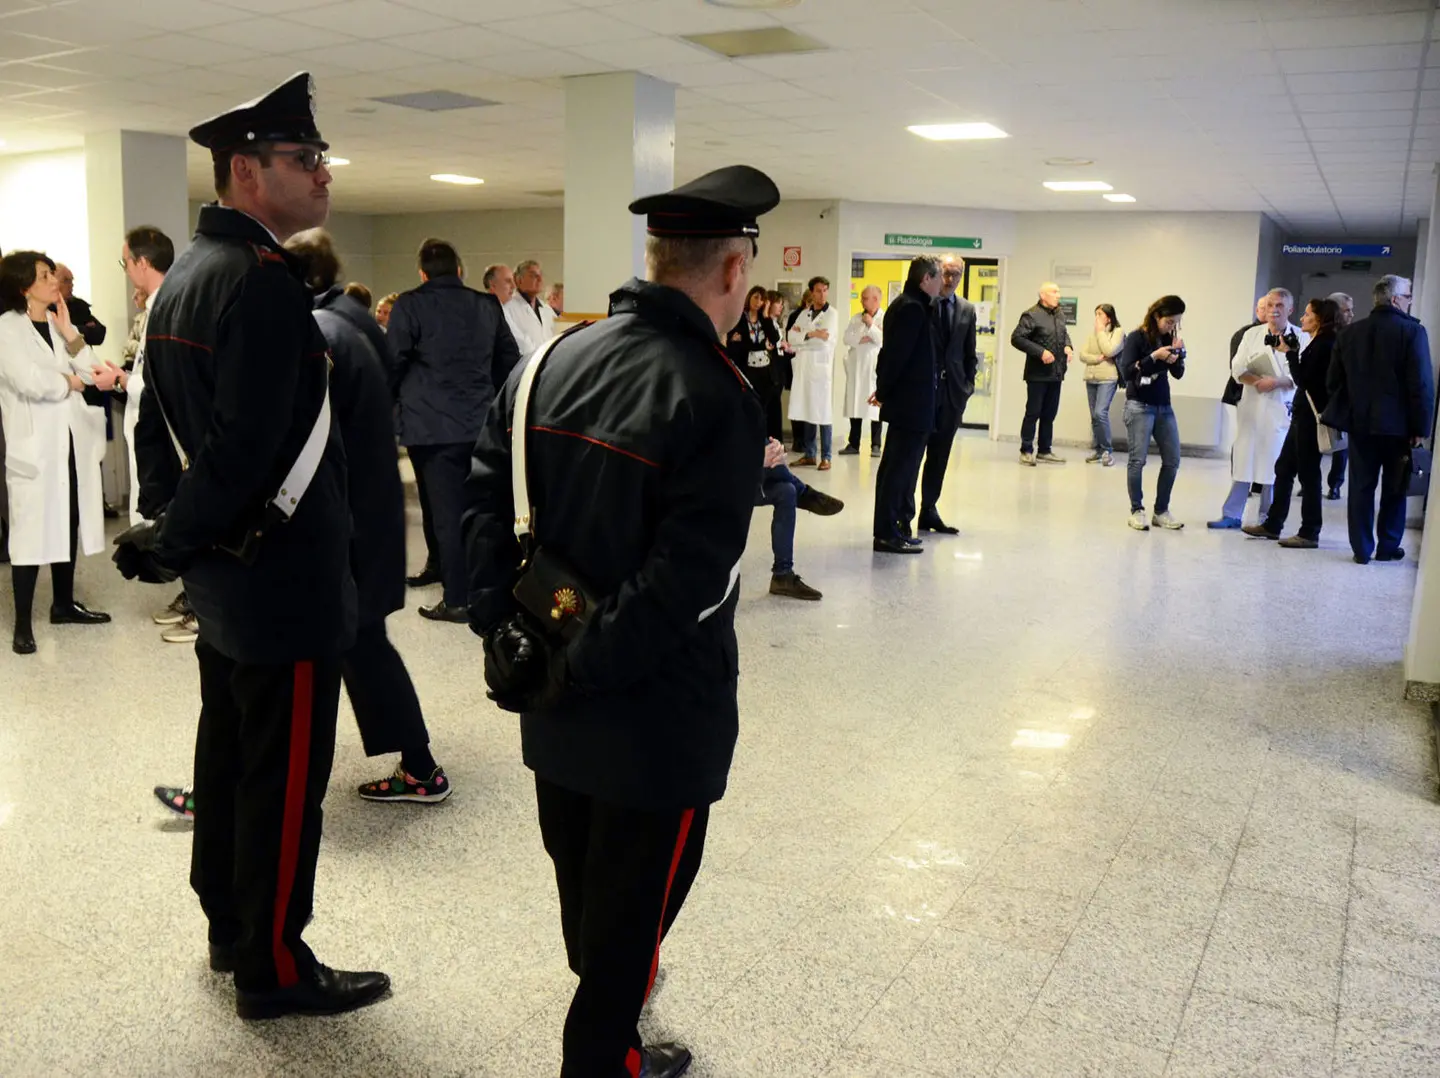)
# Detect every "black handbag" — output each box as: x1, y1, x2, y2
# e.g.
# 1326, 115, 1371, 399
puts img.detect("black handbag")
1407, 446, 1432, 498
